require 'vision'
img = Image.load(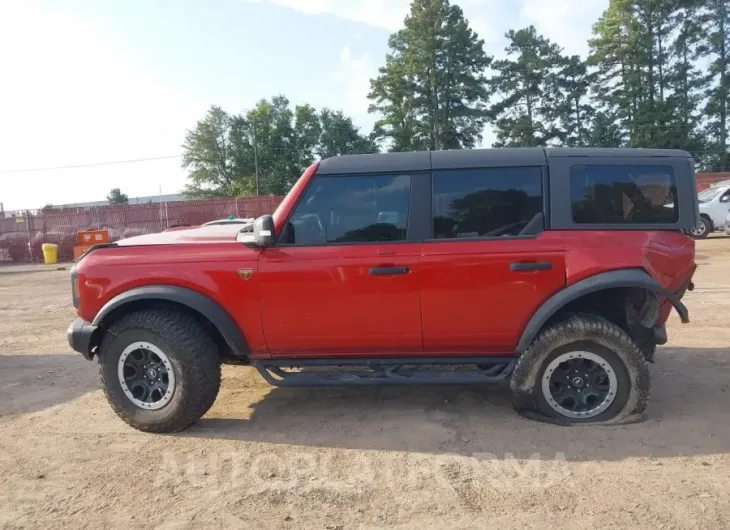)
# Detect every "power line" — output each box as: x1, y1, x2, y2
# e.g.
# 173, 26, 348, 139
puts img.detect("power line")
0, 155, 183, 175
